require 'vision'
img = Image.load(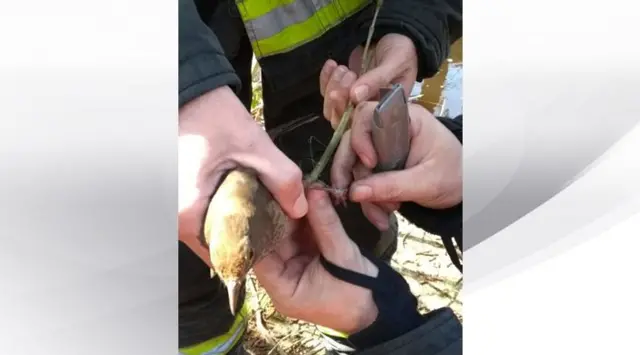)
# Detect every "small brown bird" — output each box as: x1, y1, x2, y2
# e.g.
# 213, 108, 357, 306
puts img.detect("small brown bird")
202, 168, 296, 315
